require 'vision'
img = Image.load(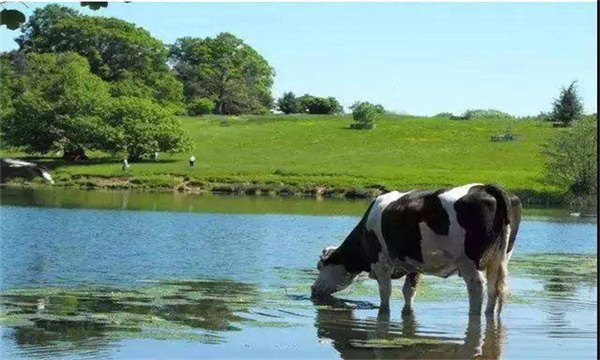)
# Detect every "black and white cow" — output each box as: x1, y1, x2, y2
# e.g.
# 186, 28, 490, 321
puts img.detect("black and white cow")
311, 183, 521, 317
